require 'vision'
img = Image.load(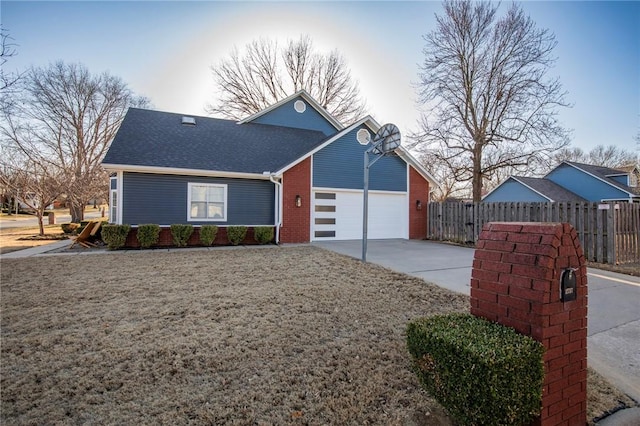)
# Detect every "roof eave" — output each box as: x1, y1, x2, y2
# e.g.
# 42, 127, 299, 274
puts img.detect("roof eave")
394, 145, 441, 189
101, 163, 272, 180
